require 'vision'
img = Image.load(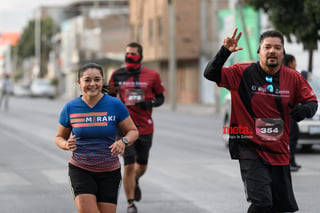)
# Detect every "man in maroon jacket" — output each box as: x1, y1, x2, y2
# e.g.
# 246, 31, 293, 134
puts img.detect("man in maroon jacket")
204, 28, 317, 213
109, 42, 165, 213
